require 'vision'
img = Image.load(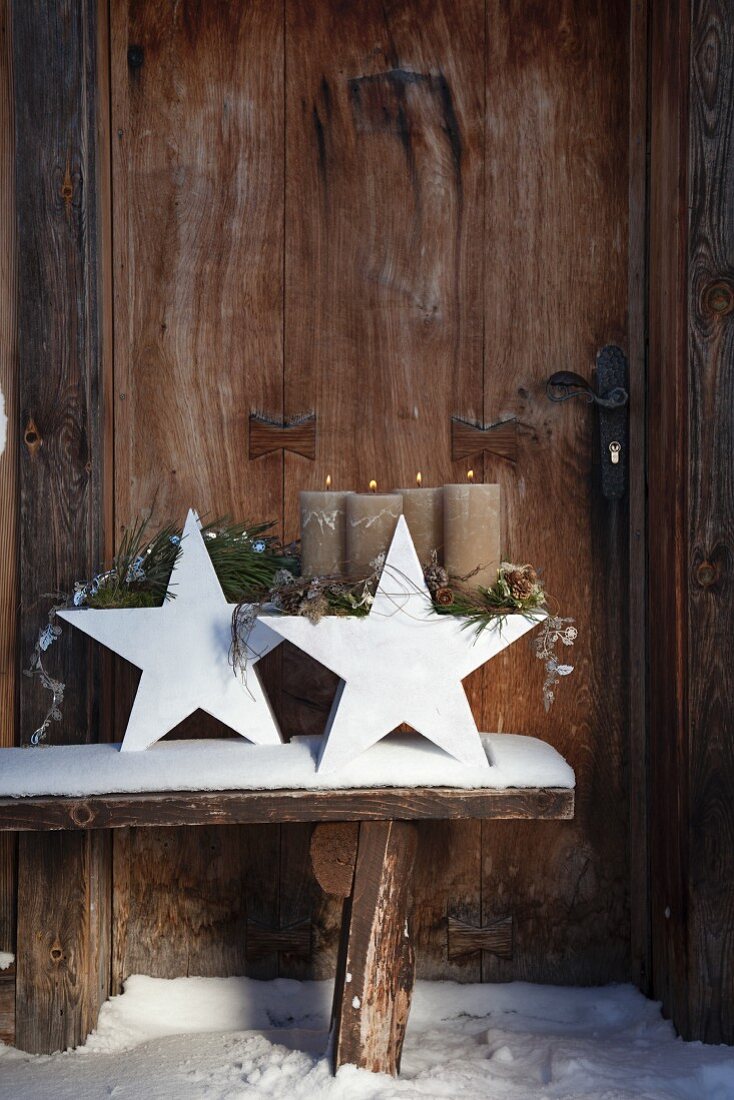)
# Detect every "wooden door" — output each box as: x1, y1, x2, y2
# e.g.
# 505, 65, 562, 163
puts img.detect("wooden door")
108, 0, 635, 985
